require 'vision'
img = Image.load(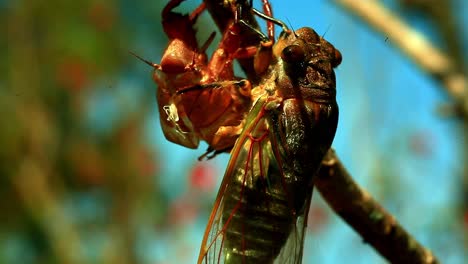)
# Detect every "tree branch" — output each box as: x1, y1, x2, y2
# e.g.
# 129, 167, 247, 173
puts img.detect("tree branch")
316, 149, 439, 264
332, 0, 468, 119
203, 0, 440, 263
